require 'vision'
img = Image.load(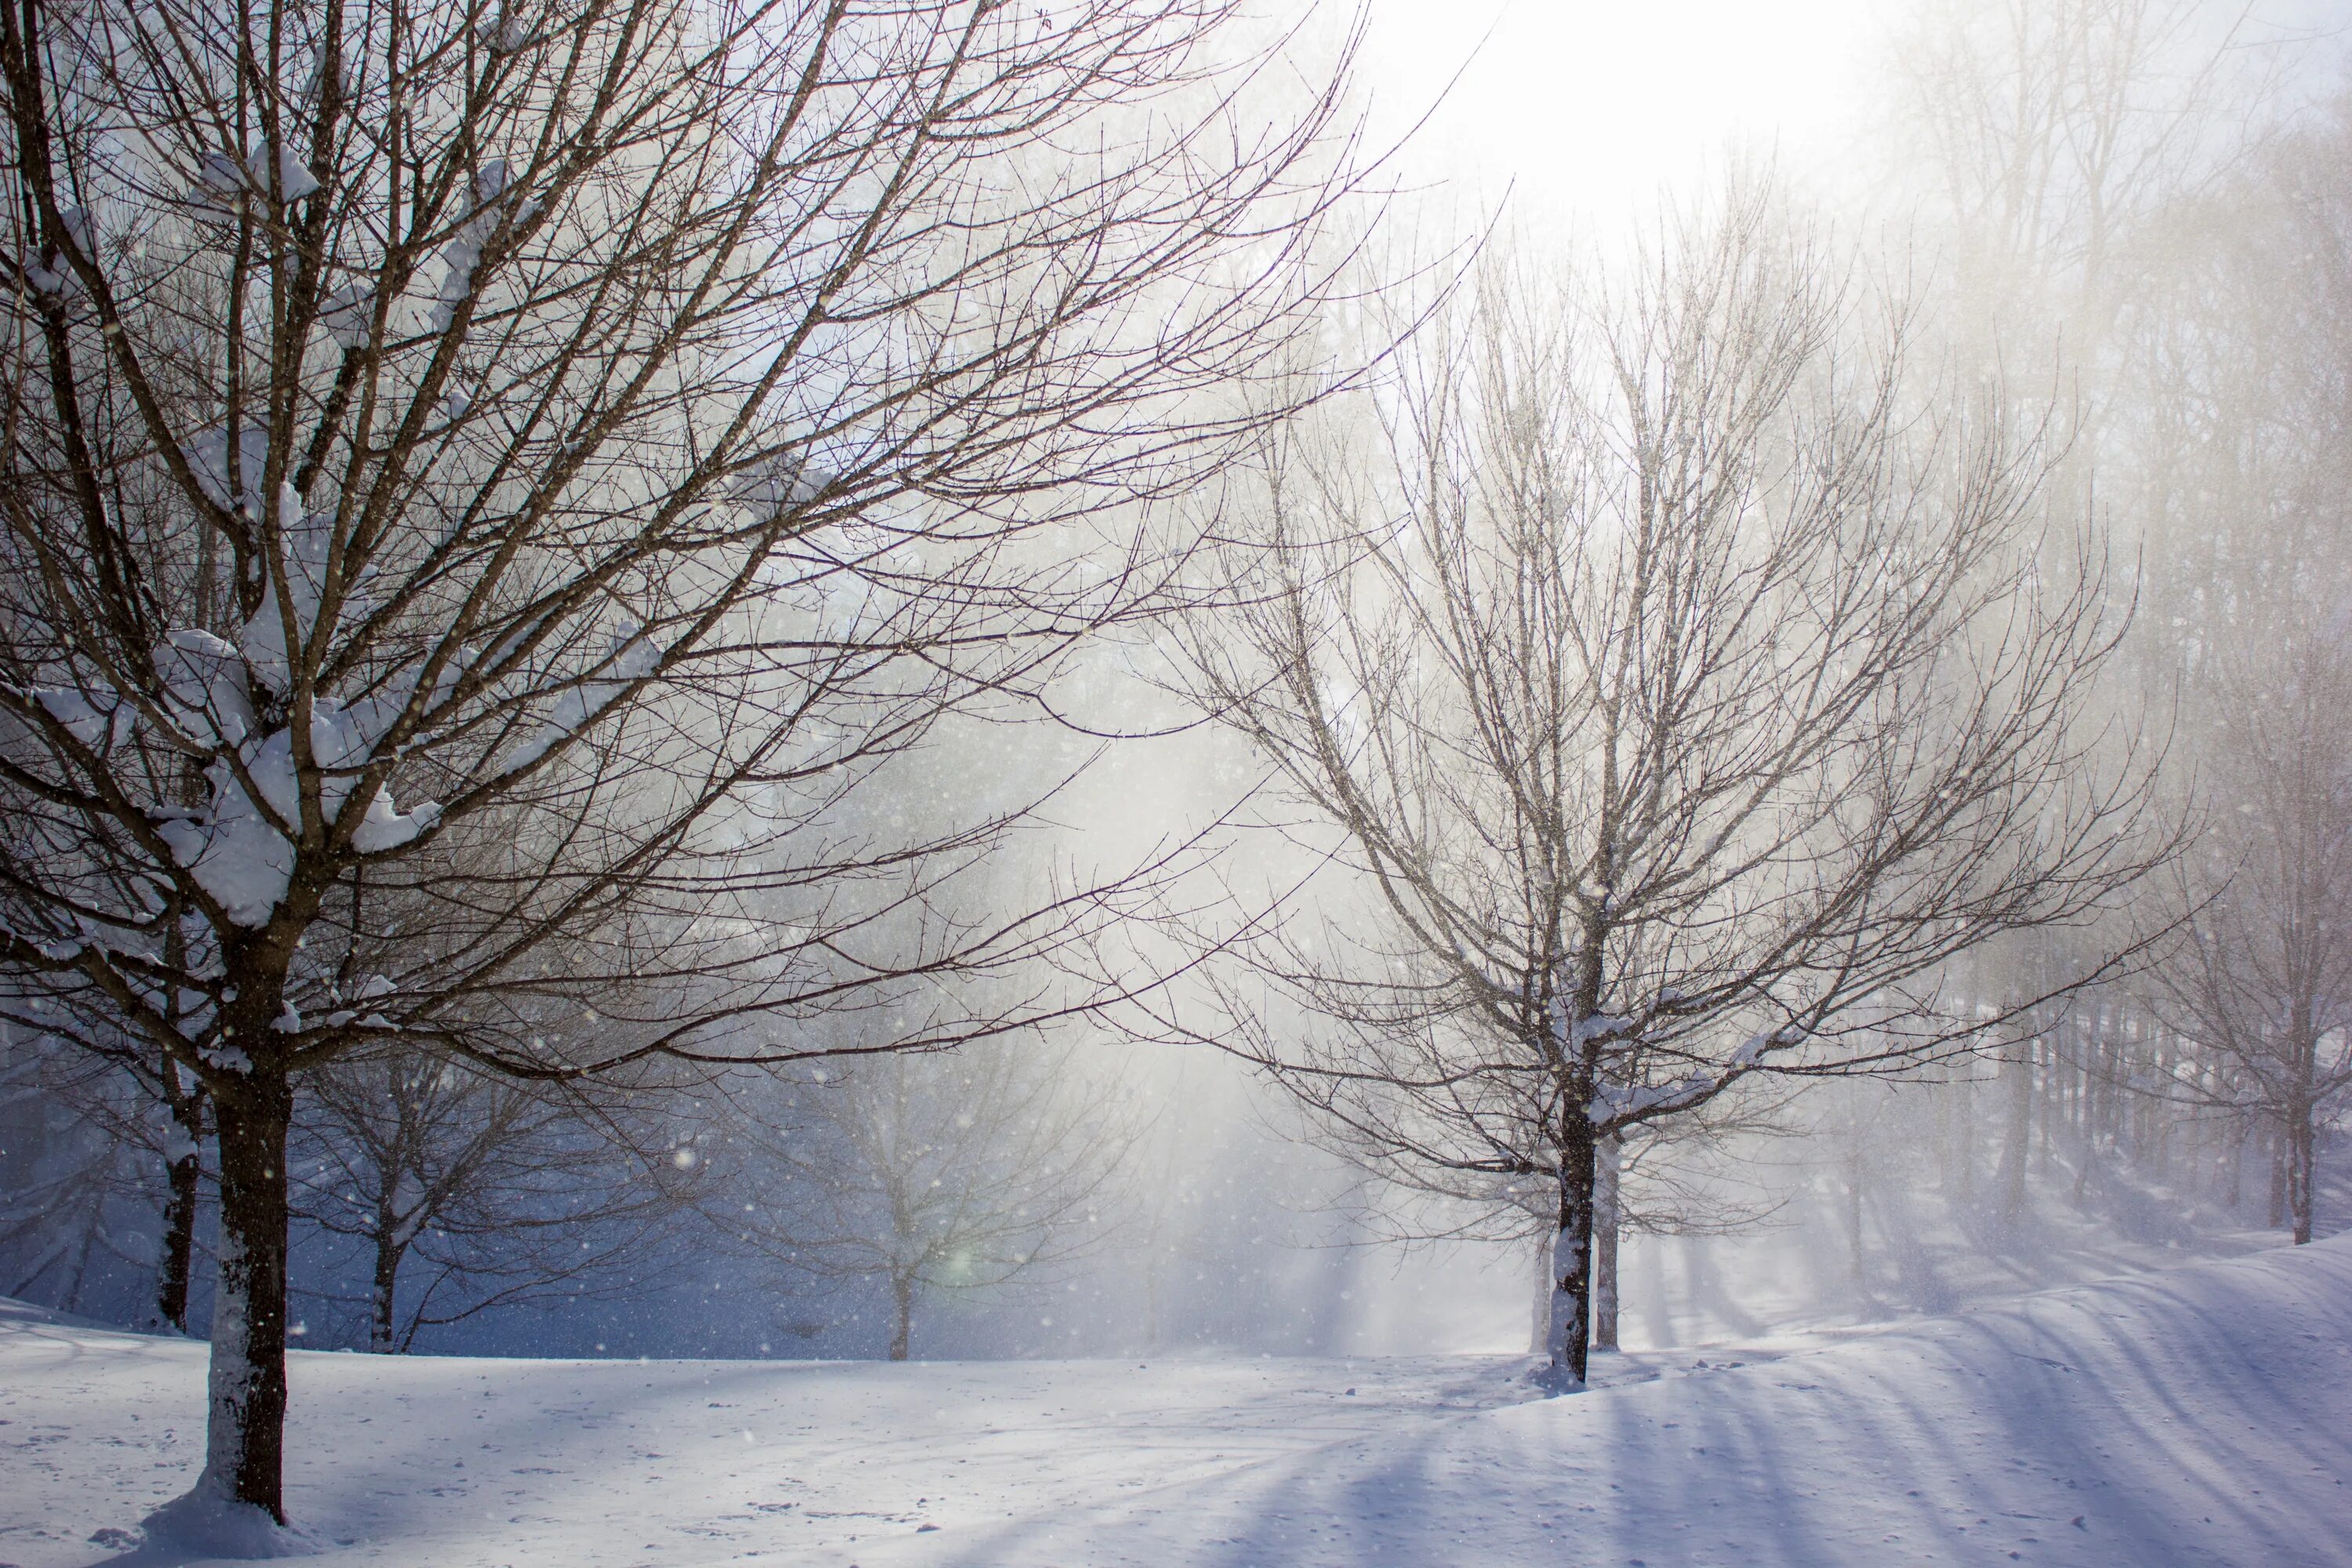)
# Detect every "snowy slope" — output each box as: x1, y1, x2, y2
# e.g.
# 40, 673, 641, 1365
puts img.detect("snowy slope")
845, 1238, 2352, 1568
5, 1239, 2350, 1567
